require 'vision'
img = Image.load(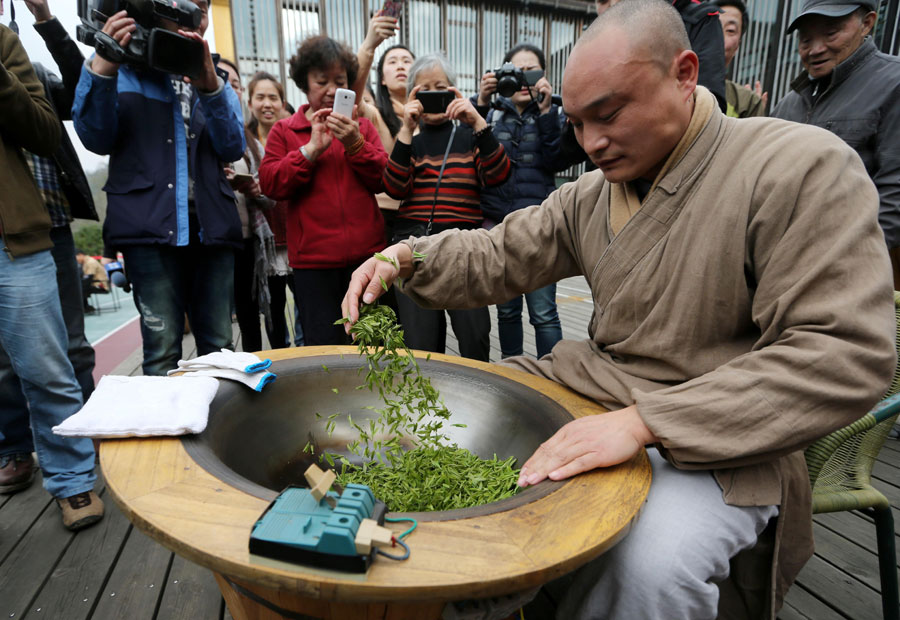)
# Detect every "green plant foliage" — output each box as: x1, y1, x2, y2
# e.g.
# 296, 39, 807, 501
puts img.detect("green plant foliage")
328, 304, 520, 512
72, 223, 104, 256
